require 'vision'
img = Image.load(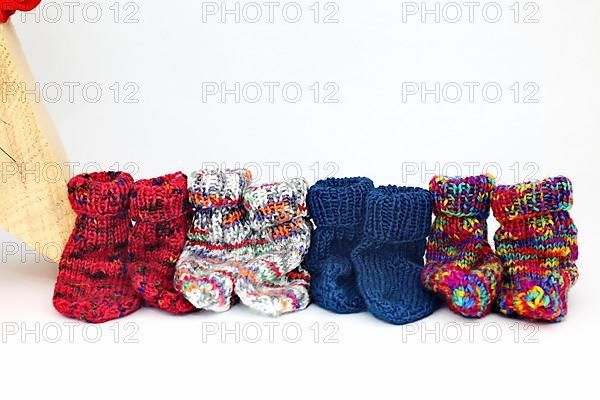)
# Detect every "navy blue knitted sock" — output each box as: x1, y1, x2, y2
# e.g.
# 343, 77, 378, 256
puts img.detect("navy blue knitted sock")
306, 177, 374, 313
351, 185, 438, 324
